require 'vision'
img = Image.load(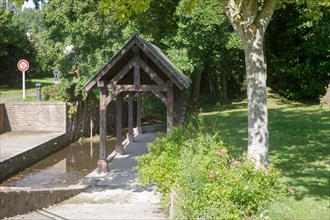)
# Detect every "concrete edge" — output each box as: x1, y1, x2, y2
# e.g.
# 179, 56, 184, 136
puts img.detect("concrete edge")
0, 185, 87, 219
0, 133, 68, 183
